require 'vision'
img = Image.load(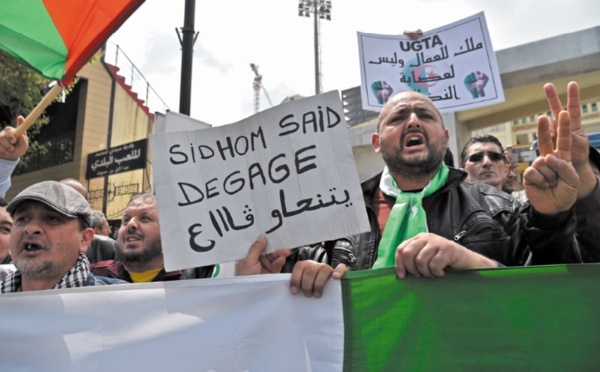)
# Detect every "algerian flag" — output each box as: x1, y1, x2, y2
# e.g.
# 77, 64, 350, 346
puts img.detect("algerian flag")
1, 265, 599, 370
